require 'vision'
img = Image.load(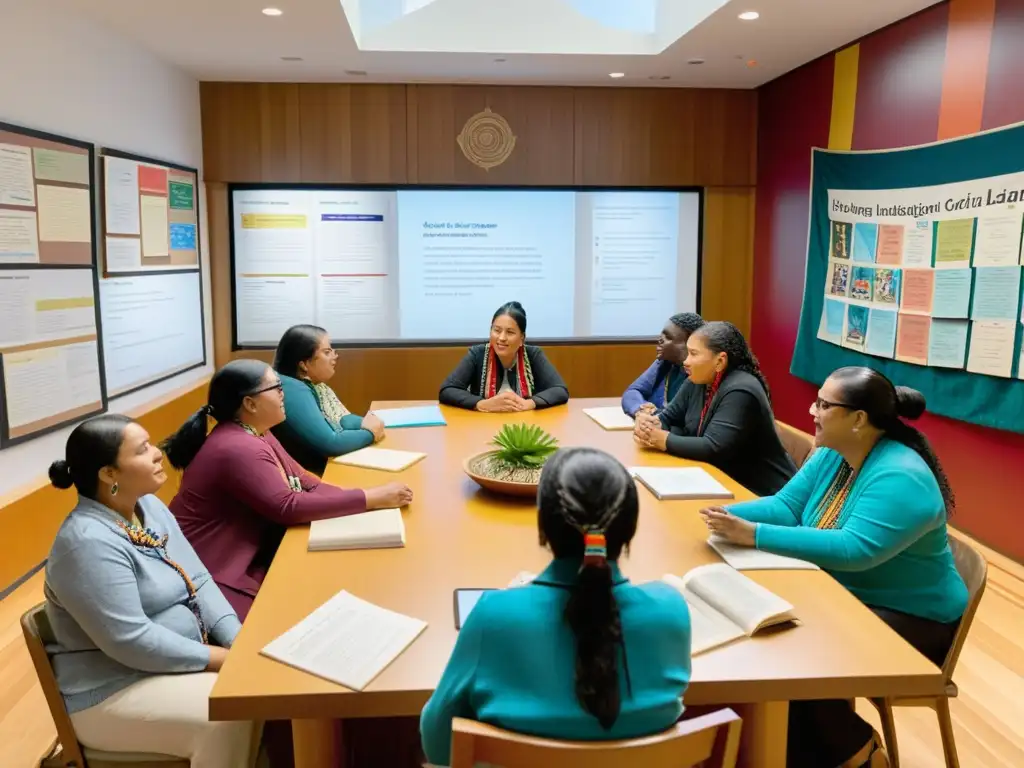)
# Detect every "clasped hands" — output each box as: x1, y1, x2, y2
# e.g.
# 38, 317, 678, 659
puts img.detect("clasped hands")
633, 411, 669, 451
476, 391, 537, 413
361, 412, 386, 442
